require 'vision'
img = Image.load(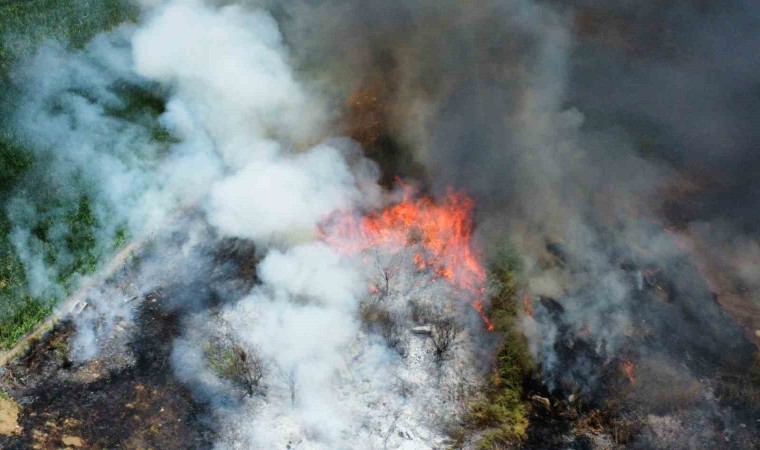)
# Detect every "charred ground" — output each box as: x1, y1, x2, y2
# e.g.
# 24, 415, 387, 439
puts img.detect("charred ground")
0, 291, 215, 449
